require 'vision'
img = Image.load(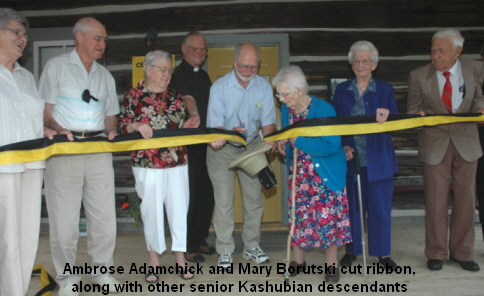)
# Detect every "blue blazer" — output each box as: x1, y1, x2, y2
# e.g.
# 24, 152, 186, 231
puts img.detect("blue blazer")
282, 96, 347, 194
331, 79, 398, 182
